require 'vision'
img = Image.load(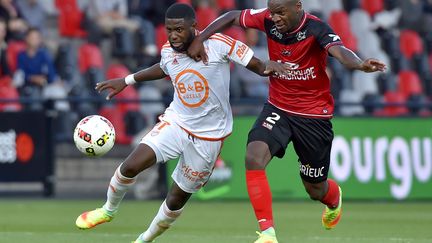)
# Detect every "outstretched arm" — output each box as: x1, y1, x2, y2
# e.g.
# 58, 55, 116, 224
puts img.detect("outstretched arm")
246, 57, 292, 77
95, 63, 167, 100
328, 45, 386, 72
188, 11, 242, 63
